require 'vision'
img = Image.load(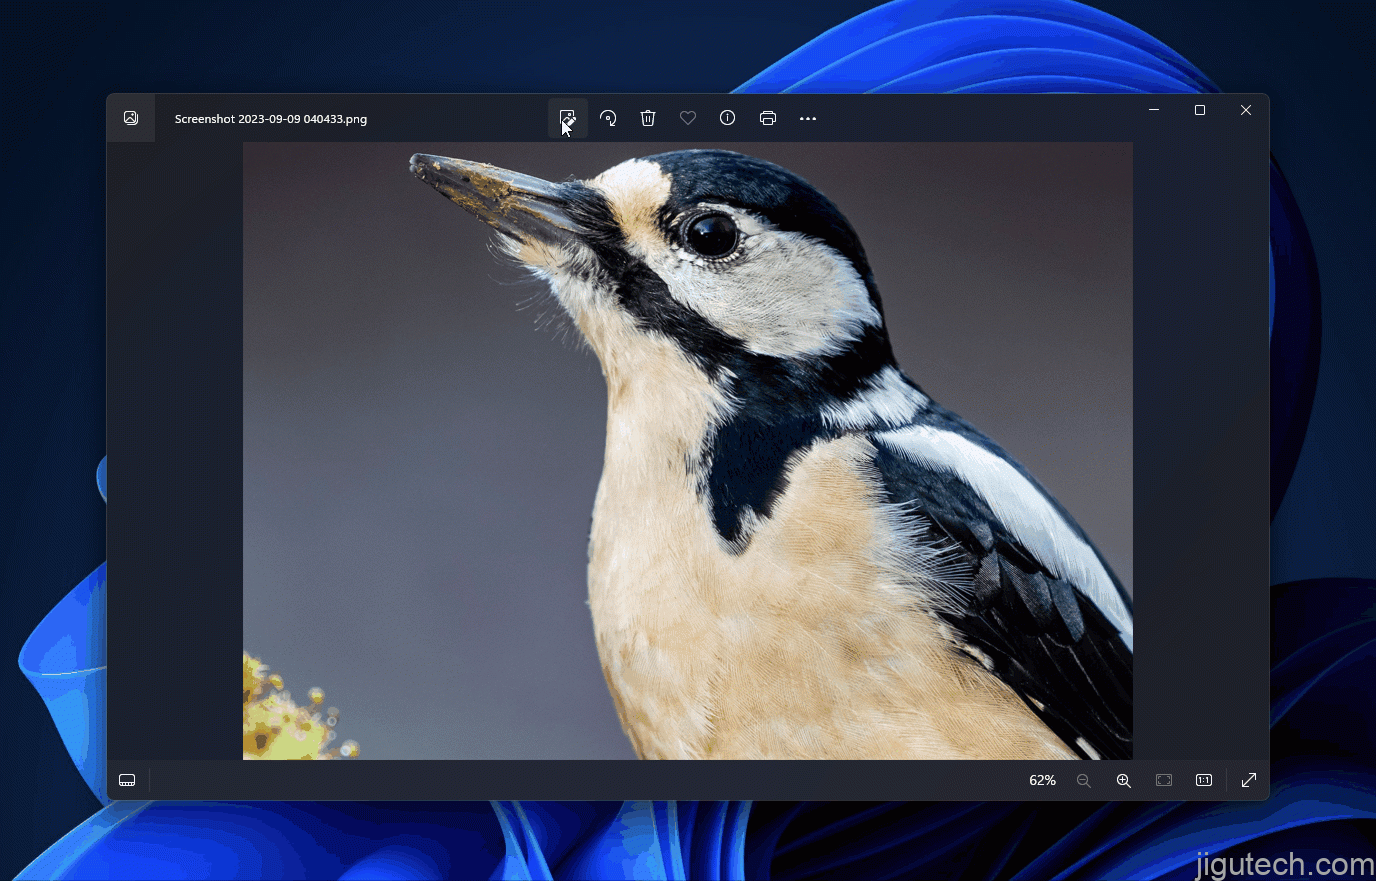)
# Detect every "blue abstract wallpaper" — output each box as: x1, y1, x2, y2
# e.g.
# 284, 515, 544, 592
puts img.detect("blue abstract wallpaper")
4, 0, 1373, 877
